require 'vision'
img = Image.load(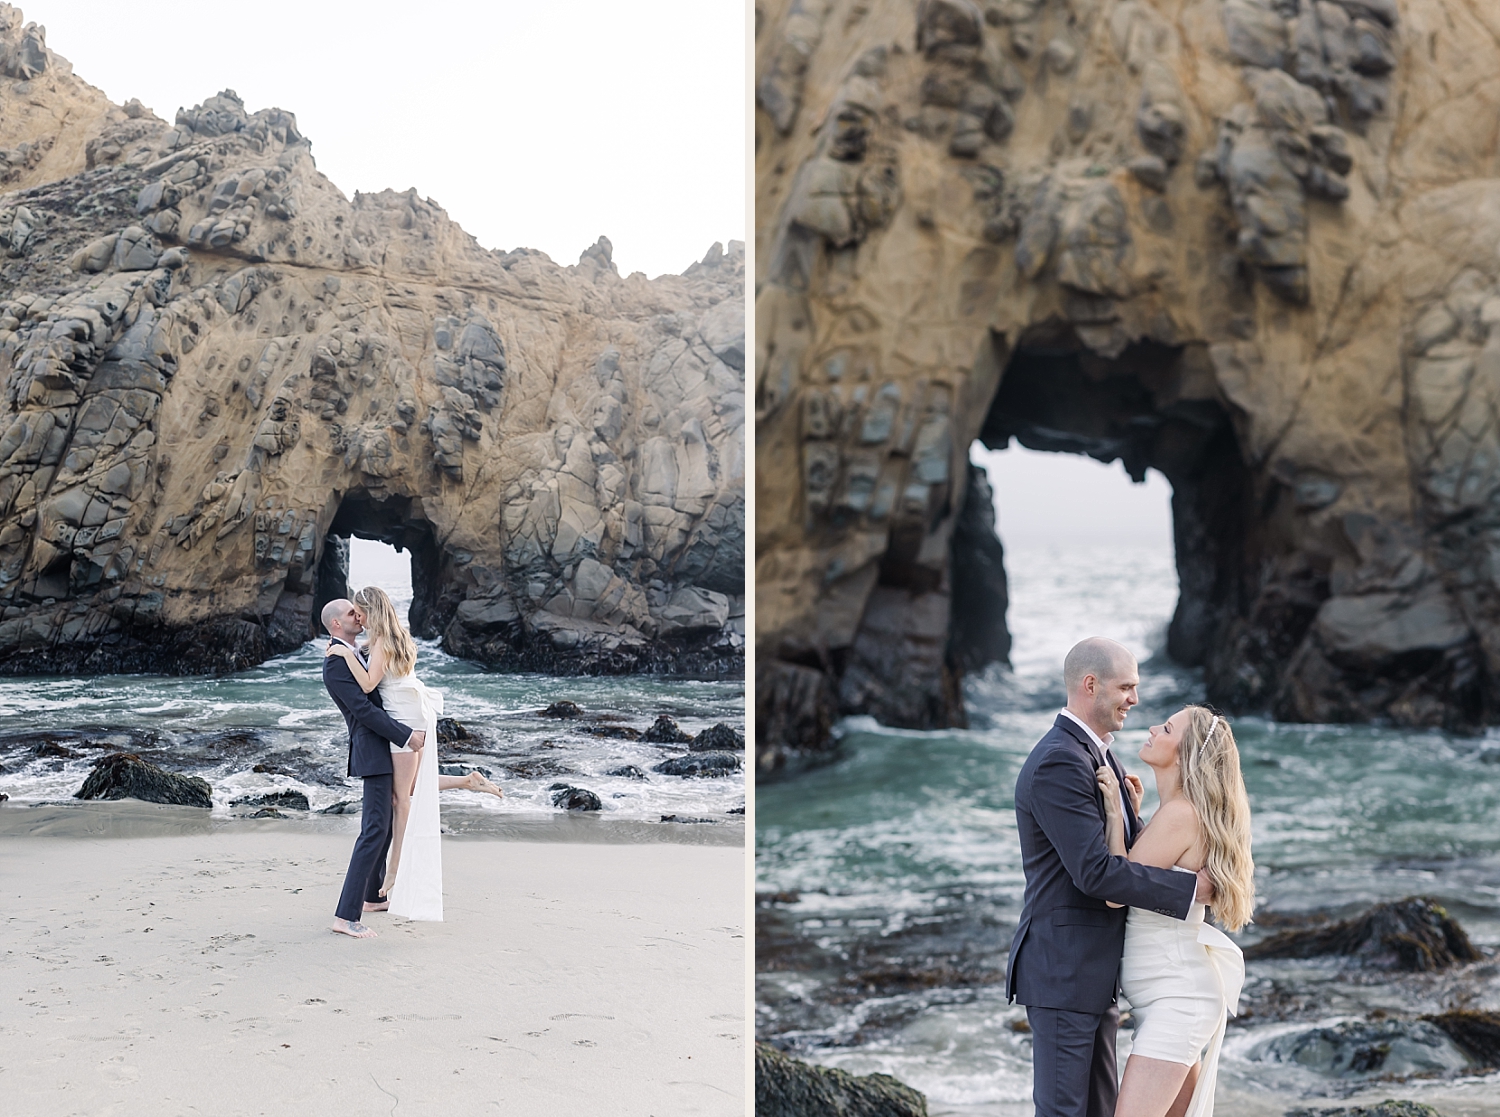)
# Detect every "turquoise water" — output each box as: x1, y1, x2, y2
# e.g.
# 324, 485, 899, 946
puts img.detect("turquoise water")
757, 544, 1500, 1115
0, 541, 745, 830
